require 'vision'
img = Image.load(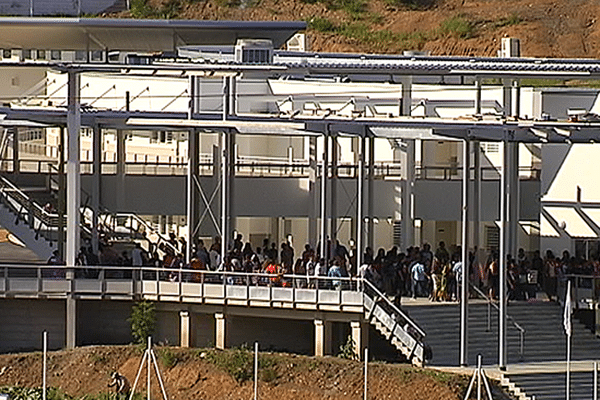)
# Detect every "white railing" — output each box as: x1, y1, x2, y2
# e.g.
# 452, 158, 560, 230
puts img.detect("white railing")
0, 263, 428, 364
